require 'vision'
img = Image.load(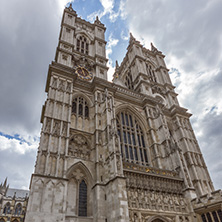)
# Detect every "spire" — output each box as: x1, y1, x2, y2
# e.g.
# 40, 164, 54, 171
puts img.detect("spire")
112, 60, 120, 81
151, 42, 162, 54
13, 192, 16, 200
3, 177, 7, 188
94, 15, 102, 25
129, 32, 141, 46
129, 32, 136, 44
115, 60, 119, 69
67, 2, 76, 14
